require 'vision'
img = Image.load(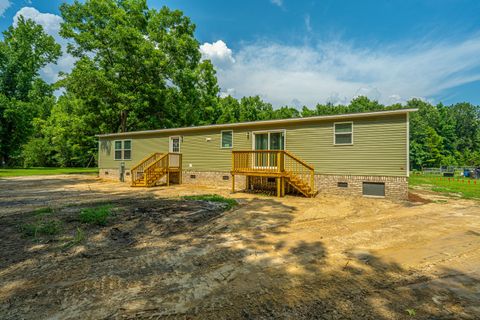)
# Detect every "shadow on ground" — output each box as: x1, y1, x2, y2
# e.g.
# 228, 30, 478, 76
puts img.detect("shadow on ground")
0, 176, 478, 319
